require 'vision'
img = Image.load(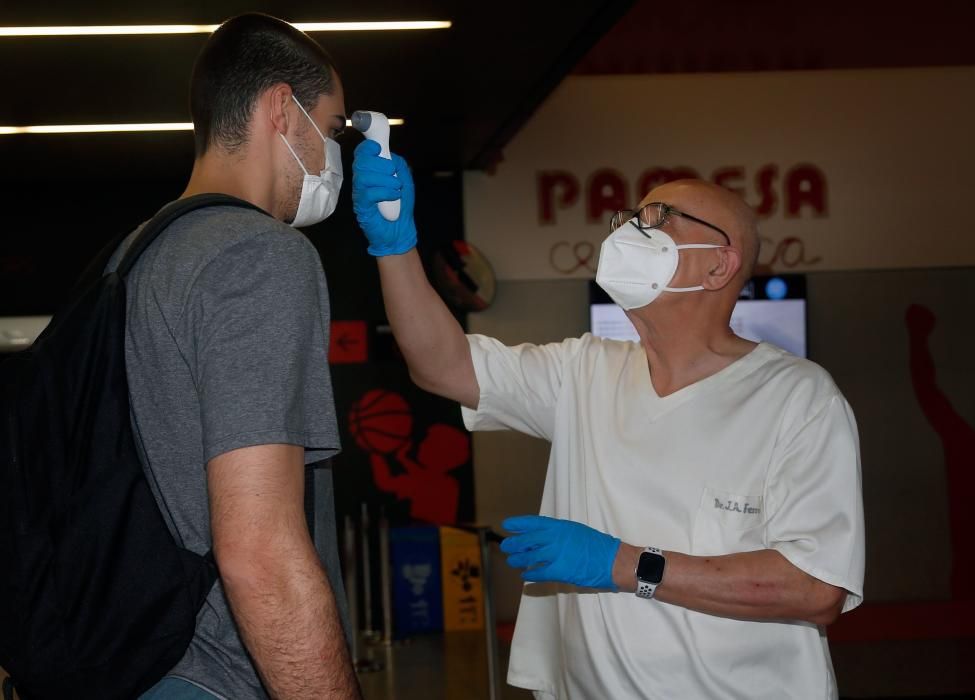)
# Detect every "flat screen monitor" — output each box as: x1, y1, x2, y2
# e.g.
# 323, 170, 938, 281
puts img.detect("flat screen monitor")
589, 274, 808, 357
